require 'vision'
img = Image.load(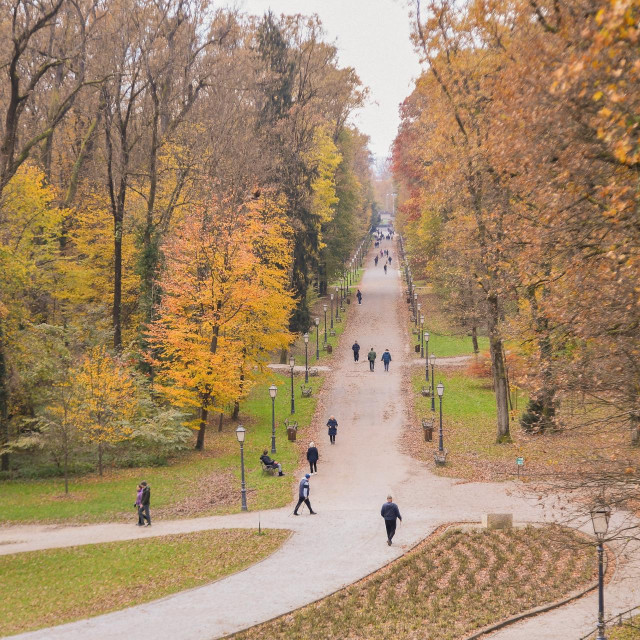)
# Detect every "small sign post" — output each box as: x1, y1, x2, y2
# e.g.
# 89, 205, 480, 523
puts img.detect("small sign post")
516, 456, 524, 478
